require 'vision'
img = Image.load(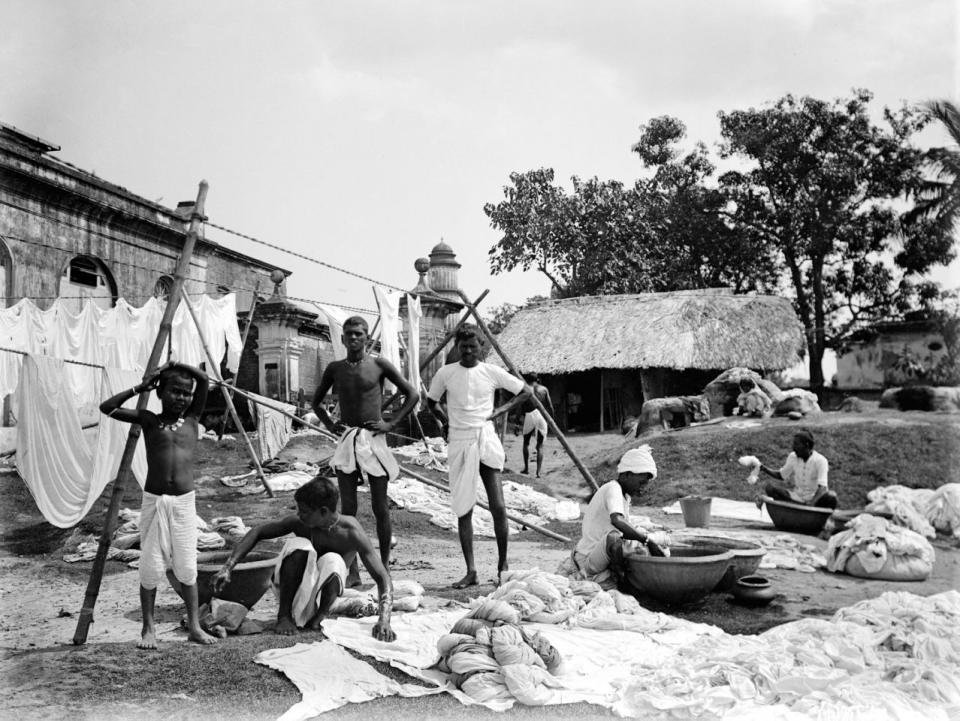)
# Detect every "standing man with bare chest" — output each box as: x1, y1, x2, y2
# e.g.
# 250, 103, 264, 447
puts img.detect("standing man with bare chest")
312, 316, 419, 585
